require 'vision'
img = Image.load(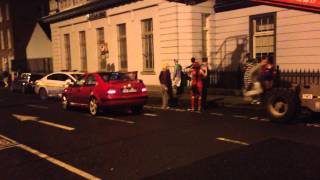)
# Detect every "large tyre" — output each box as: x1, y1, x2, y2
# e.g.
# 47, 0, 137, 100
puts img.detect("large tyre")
264, 88, 299, 123
89, 98, 100, 116
62, 96, 70, 110
39, 88, 48, 100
